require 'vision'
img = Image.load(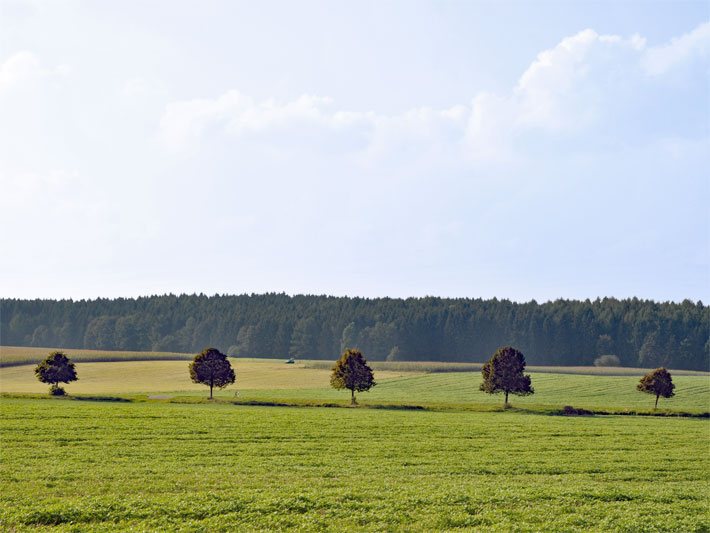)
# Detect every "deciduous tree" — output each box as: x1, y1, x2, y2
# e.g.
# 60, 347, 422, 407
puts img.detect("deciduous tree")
189, 347, 235, 399
480, 346, 534, 407
637, 367, 675, 408
330, 348, 376, 405
34, 351, 78, 395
